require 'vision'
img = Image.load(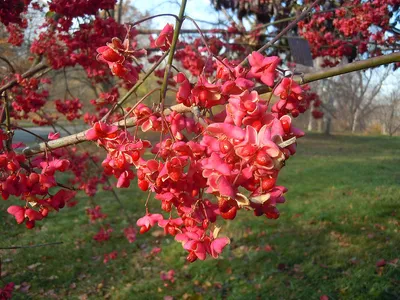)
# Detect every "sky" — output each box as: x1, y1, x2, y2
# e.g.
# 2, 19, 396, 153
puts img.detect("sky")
135, 0, 224, 30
